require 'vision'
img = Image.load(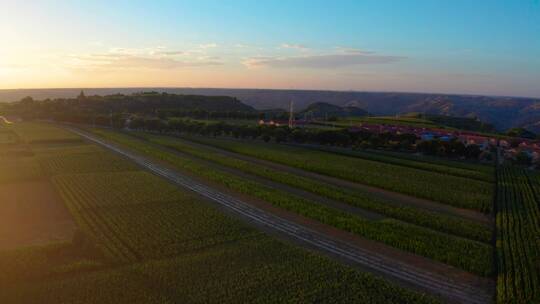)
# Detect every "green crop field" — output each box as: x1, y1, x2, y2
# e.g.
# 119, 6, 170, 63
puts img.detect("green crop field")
93, 129, 493, 276
0, 158, 43, 183
177, 134, 494, 212
304, 145, 494, 182
131, 132, 491, 243
0, 122, 439, 304
327, 116, 441, 128
360, 148, 495, 175
495, 167, 540, 303
40, 152, 139, 175
53, 171, 259, 261
10, 122, 82, 144
2, 237, 437, 304
0, 126, 19, 144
